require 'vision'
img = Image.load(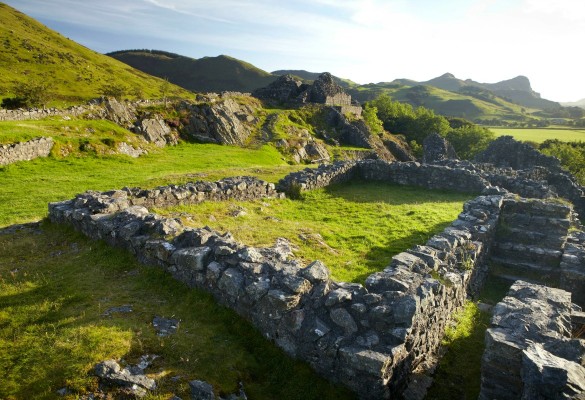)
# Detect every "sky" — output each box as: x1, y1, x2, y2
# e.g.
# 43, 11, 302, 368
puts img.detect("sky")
5, 0, 584, 102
